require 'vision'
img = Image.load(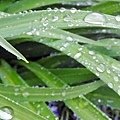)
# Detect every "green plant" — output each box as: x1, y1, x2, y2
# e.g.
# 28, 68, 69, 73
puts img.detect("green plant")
0, 0, 120, 120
